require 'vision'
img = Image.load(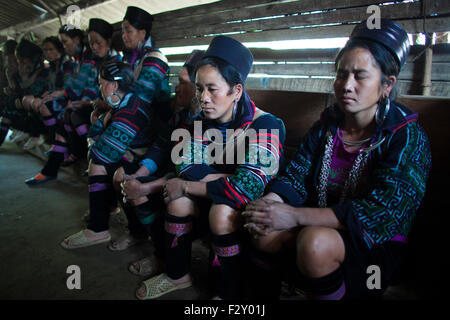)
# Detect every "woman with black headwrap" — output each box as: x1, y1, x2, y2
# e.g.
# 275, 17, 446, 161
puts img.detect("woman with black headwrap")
120, 6, 171, 113
136, 36, 286, 300
61, 61, 155, 249
243, 19, 432, 300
